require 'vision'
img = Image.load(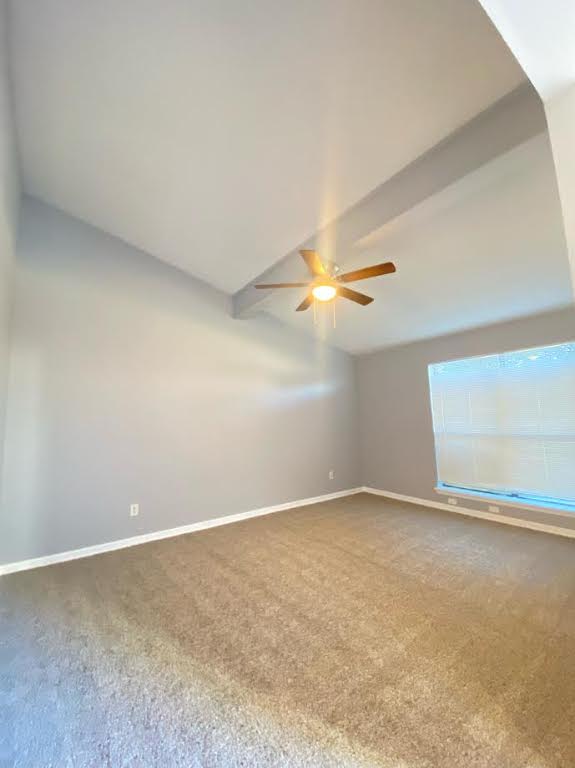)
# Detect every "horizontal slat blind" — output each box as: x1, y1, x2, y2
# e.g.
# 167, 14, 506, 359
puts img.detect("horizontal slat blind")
428, 342, 575, 505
